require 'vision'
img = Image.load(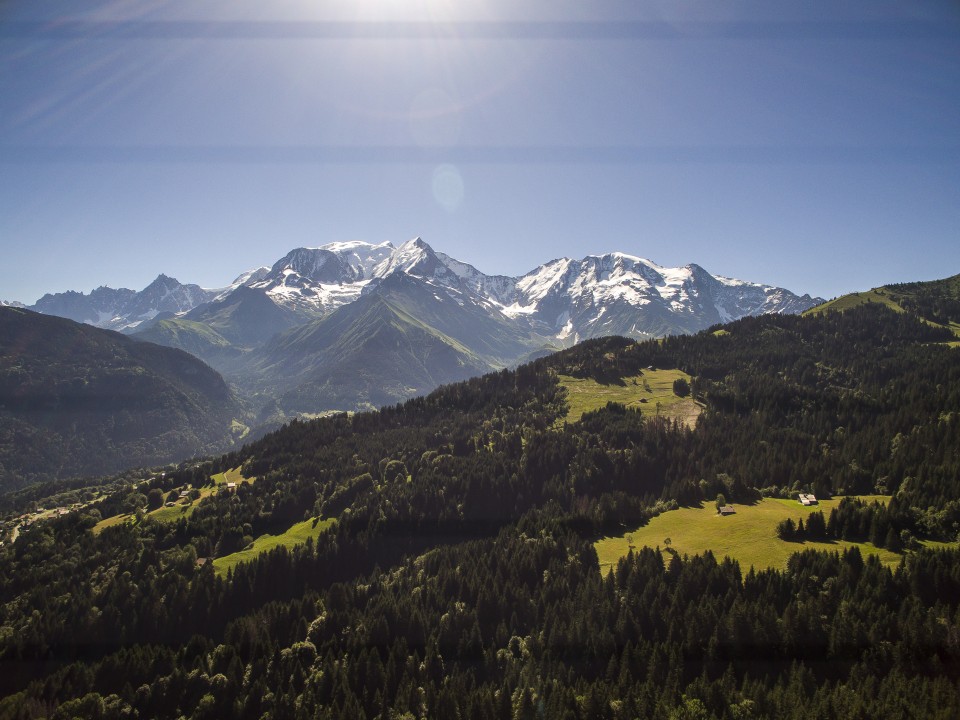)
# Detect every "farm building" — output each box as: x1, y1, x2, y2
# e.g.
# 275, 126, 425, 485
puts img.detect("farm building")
719, 505, 736, 515
799, 493, 818, 506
